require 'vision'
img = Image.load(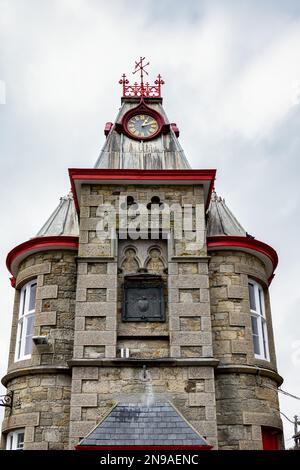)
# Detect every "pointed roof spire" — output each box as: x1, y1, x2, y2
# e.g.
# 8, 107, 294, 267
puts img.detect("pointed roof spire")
207, 190, 246, 237
36, 192, 79, 237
